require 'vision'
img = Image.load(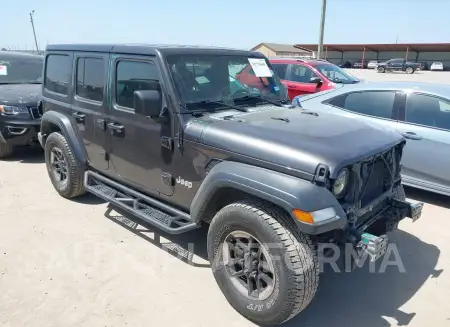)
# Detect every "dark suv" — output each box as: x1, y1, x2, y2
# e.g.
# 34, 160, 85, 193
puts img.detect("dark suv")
0, 51, 43, 158
38, 44, 423, 326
